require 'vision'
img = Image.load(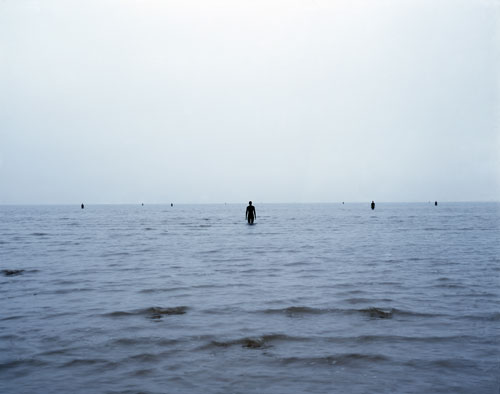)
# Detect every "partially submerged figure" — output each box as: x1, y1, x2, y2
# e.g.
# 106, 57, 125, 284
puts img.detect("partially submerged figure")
246, 201, 256, 224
